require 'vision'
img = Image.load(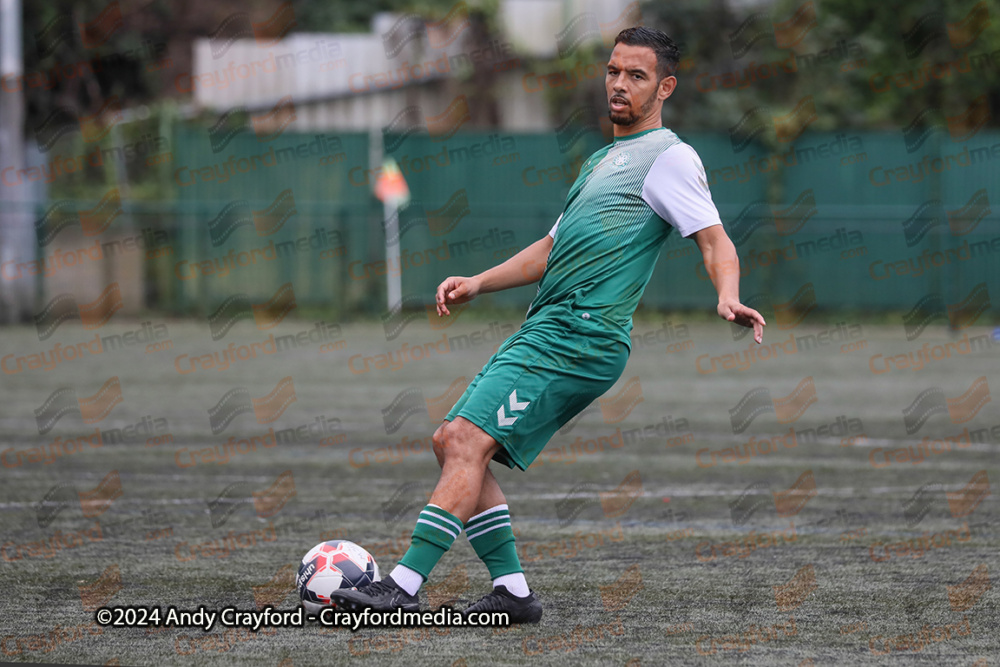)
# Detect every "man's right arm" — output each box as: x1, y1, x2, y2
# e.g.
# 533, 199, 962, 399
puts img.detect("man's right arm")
435, 234, 554, 316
